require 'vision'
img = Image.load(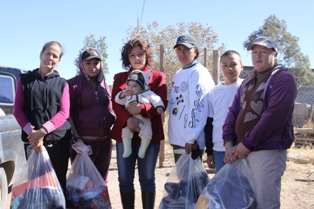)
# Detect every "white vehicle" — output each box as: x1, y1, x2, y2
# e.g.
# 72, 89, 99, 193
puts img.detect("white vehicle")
0, 67, 26, 208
